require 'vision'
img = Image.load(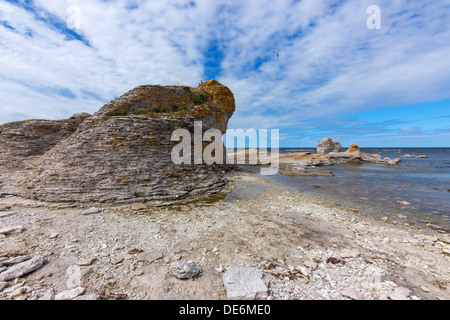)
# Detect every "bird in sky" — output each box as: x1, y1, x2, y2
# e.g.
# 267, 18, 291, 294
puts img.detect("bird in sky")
274, 49, 279, 58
